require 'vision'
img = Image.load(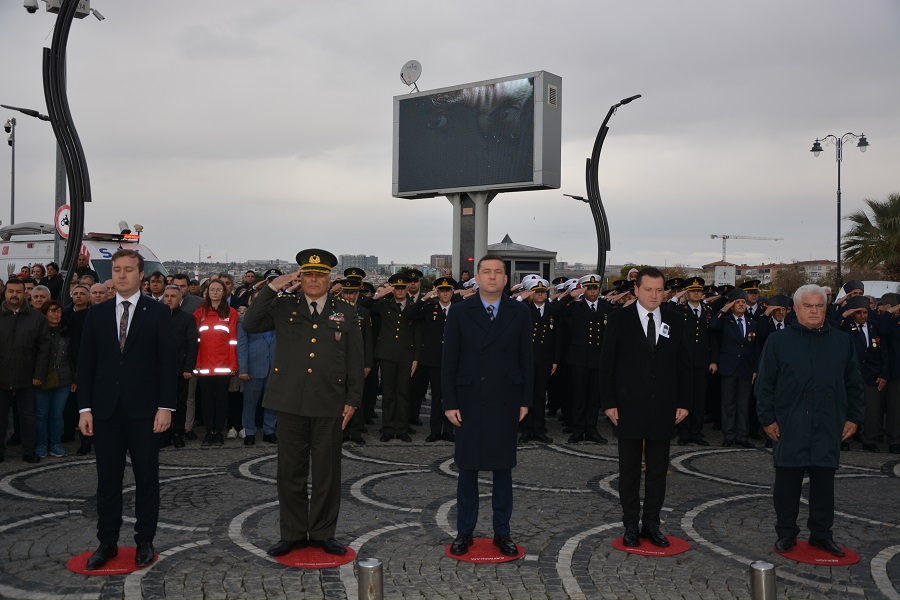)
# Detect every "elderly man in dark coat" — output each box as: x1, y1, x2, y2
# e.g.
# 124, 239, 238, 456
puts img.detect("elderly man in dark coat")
755, 284, 864, 557
442, 255, 533, 557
